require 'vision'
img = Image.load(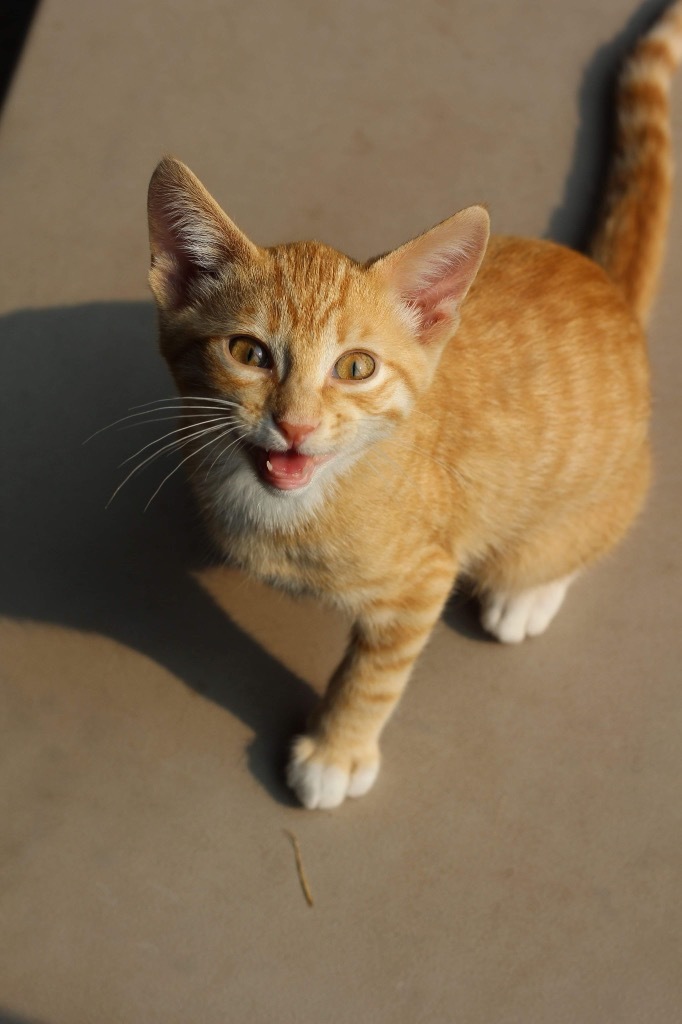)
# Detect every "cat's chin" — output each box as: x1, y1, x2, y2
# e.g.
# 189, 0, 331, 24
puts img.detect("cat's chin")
250, 445, 333, 492
203, 452, 337, 535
